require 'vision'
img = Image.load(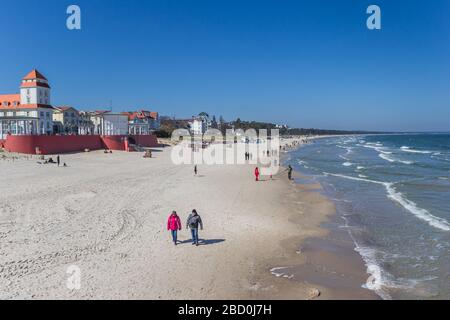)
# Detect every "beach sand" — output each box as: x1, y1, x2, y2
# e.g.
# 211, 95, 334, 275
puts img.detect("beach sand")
0, 138, 377, 299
